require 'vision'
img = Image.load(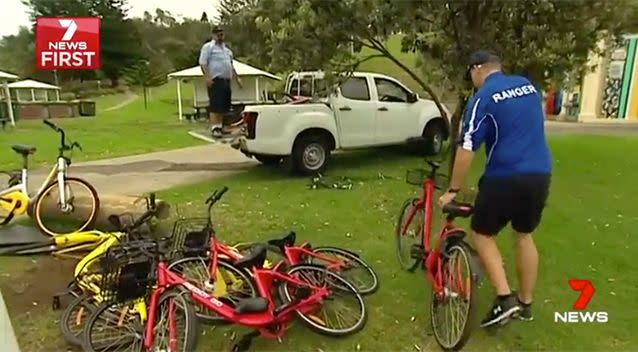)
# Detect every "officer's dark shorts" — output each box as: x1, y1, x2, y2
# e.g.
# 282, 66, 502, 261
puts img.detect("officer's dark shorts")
471, 173, 551, 235
207, 78, 231, 114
